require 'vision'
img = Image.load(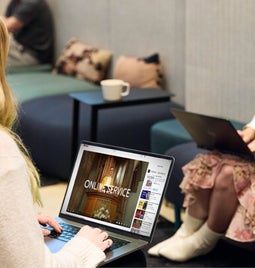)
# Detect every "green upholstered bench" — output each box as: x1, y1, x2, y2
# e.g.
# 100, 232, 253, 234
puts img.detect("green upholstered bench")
7, 71, 100, 103
150, 118, 192, 153
150, 117, 245, 155
6, 64, 53, 74
7, 65, 182, 182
